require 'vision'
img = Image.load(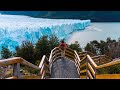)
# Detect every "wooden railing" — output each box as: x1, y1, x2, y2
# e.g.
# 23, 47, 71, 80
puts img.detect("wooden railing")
79, 55, 97, 79
0, 55, 49, 79
78, 51, 96, 60
79, 53, 120, 79
92, 55, 112, 65
3, 46, 120, 79
74, 50, 81, 75
39, 55, 49, 79
48, 47, 81, 76
65, 48, 75, 61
